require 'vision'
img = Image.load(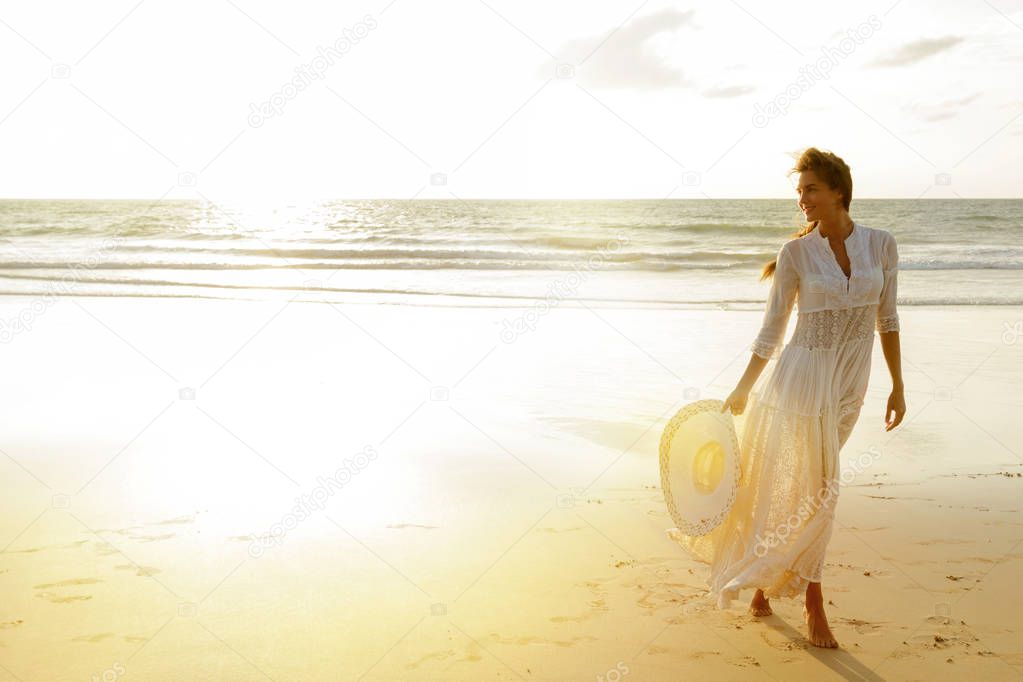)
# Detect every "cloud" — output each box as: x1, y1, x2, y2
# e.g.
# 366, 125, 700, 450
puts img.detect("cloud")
943, 93, 982, 107
701, 84, 755, 98
868, 35, 963, 67
541, 9, 695, 90
910, 92, 981, 121
920, 111, 957, 122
